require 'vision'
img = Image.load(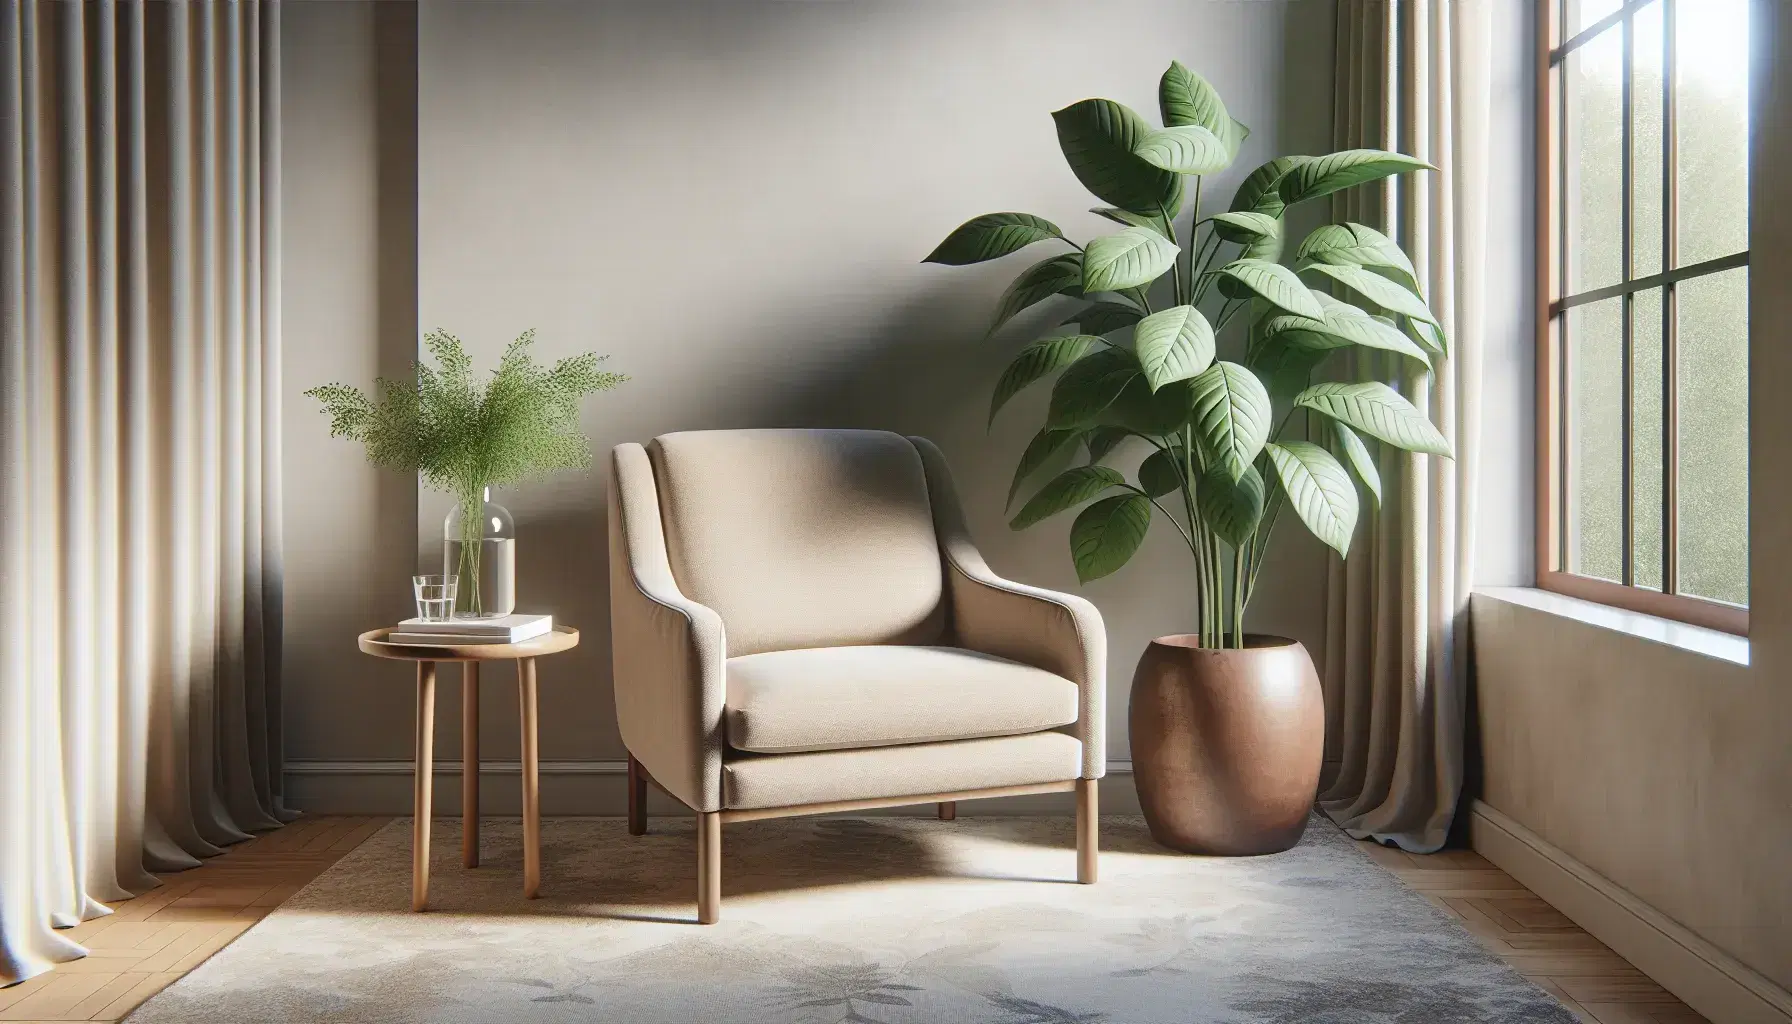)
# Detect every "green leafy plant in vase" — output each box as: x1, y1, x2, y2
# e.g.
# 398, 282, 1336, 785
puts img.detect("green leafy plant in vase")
925, 60, 1454, 856
924, 60, 1452, 651
306, 329, 626, 617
